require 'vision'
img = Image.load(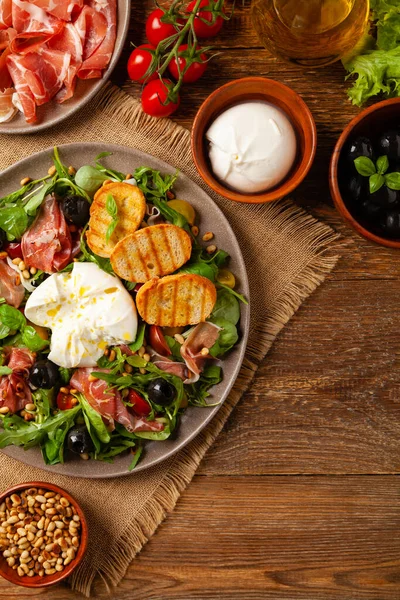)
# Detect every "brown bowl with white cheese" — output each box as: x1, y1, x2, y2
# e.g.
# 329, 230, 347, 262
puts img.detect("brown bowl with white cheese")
0, 482, 87, 588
